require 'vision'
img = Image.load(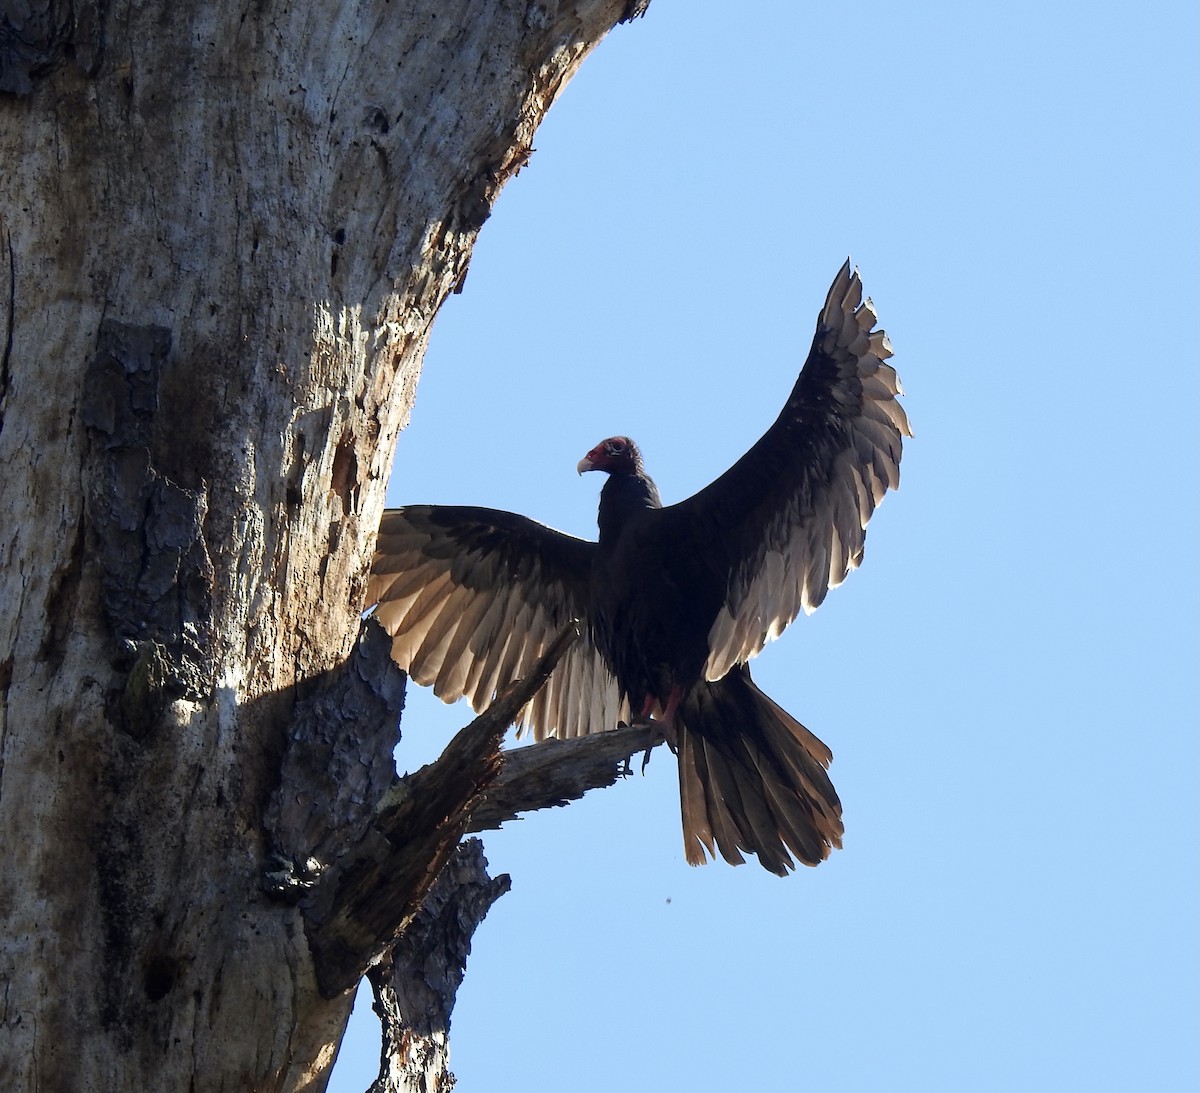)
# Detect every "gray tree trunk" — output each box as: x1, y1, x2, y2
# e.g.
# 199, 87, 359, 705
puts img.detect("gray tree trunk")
0, 2, 648, 1089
